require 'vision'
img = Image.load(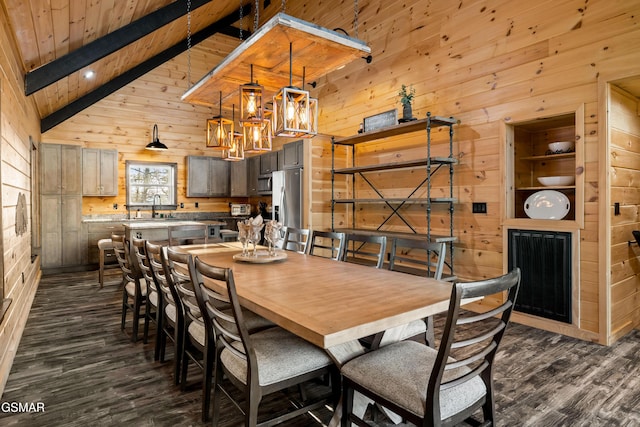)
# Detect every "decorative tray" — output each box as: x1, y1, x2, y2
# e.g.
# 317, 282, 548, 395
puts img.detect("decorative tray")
233, 250, 288, 263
